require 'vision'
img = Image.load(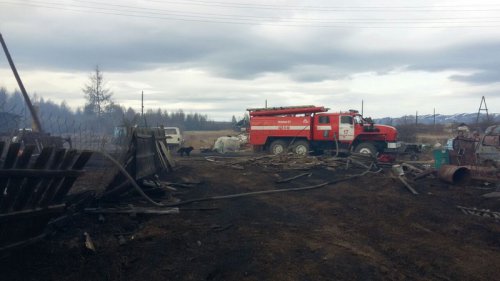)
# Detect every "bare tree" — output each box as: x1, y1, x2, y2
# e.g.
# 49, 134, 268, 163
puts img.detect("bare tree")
83, 65, 113, 118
